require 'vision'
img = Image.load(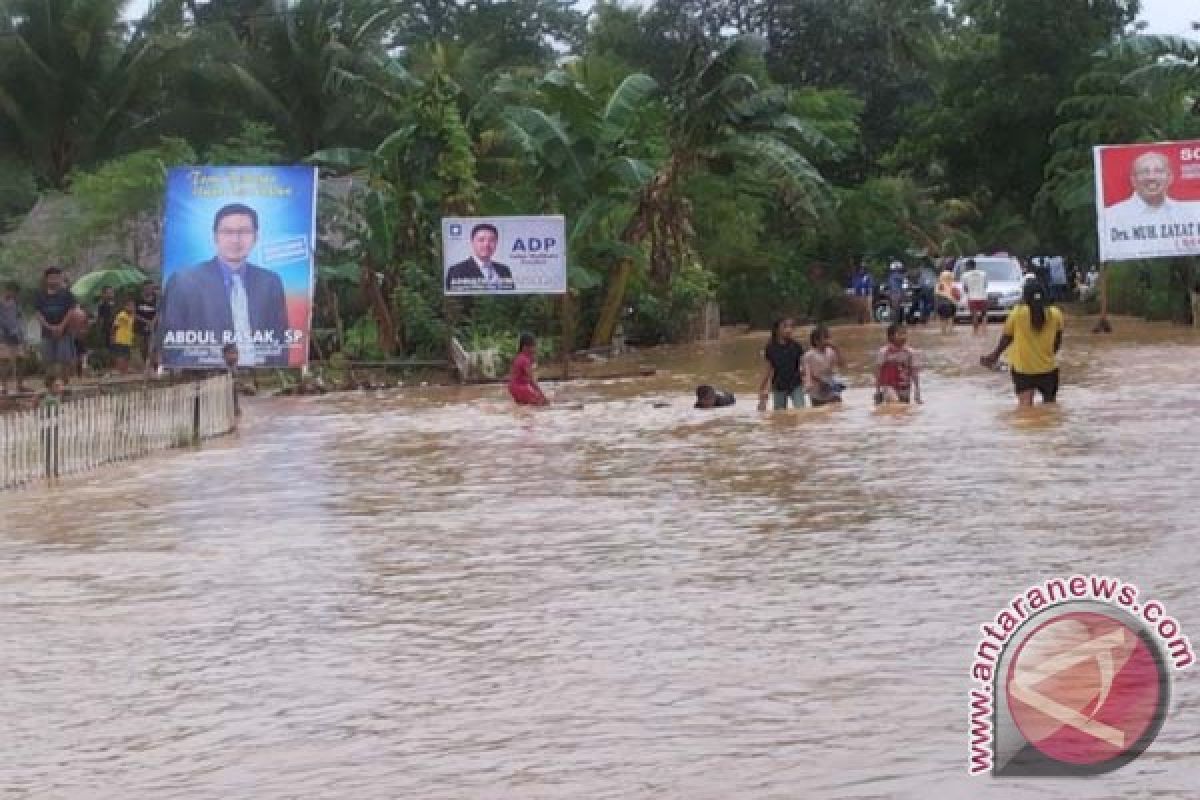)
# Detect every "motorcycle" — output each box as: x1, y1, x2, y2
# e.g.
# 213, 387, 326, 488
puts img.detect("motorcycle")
873, 280, 924, 325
